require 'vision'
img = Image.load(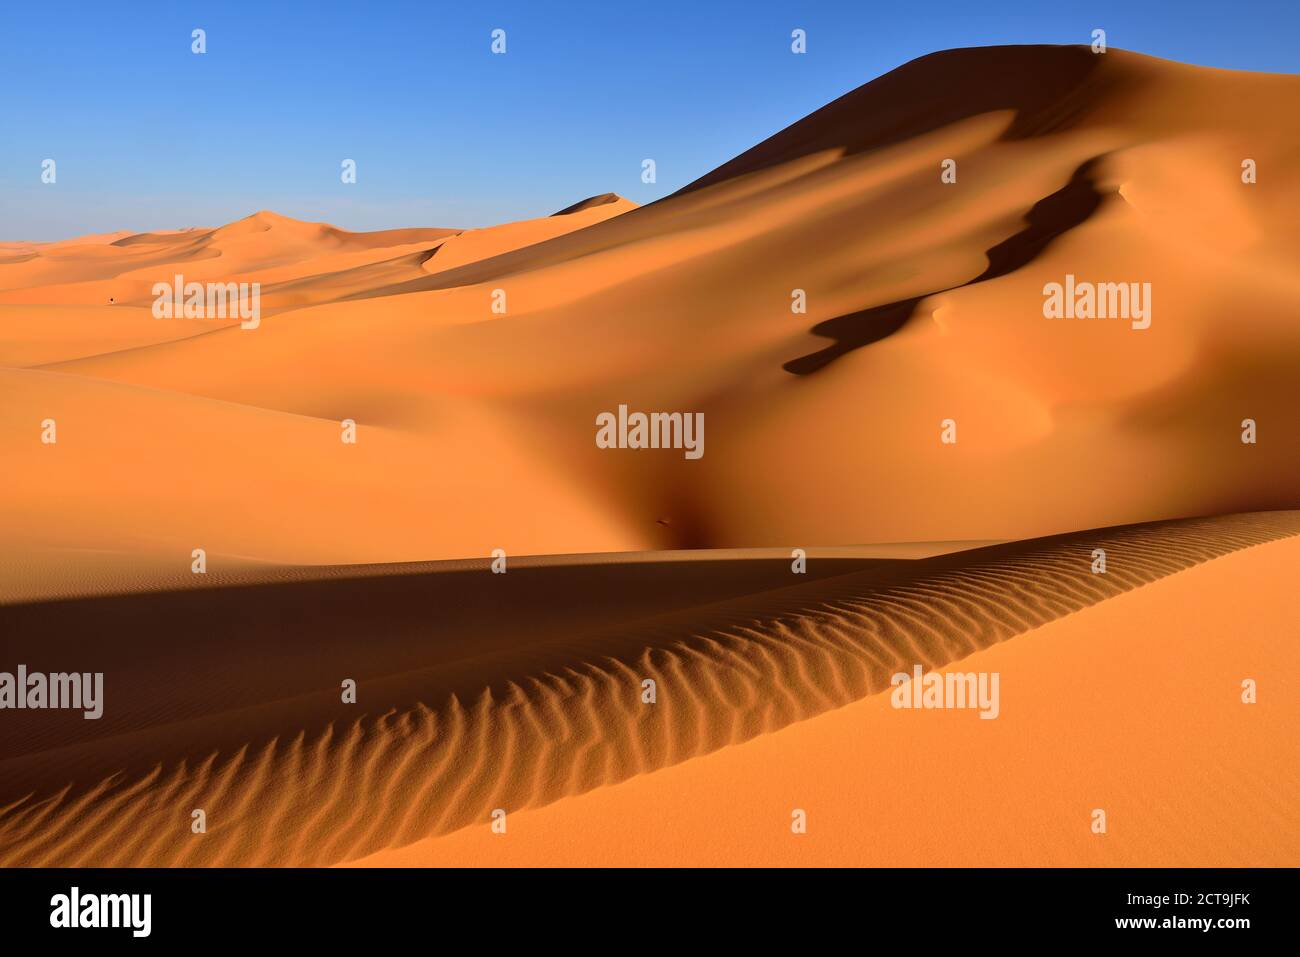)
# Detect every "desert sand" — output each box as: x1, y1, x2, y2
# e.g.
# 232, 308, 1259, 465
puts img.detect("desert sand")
0, 512, 1296, 865
1, 46, 1298, 866
357, 524, 1300, 867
